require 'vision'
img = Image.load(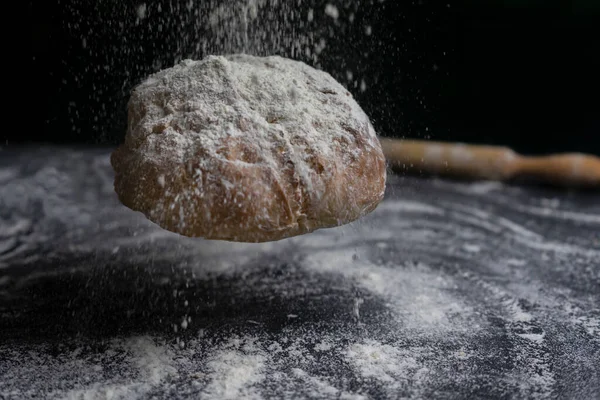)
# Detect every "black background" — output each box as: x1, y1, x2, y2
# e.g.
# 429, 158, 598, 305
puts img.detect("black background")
26, 0, 600, 155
